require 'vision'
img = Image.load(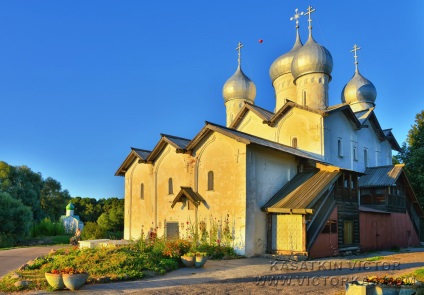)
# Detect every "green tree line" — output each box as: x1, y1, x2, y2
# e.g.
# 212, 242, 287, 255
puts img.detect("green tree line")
0, 161, 123, 245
